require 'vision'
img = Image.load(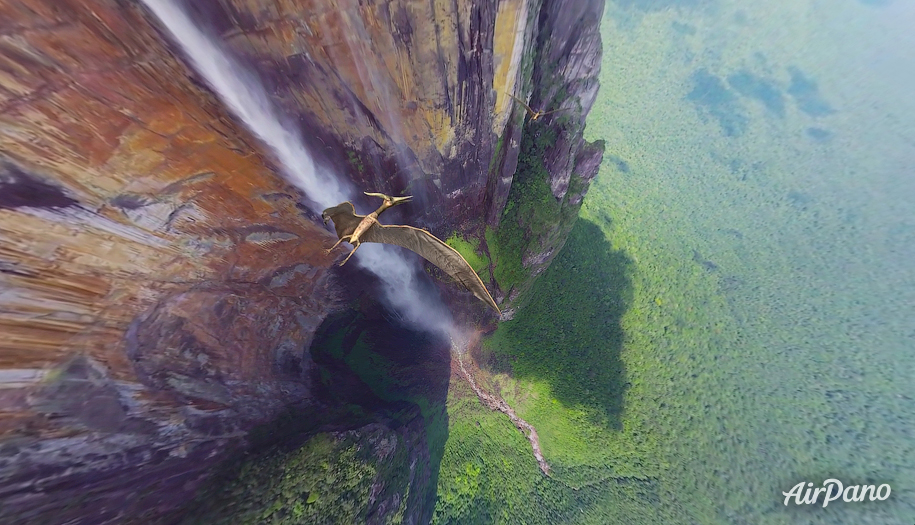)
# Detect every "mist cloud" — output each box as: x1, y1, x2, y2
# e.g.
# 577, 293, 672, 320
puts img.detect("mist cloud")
140, 0, 456, 339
